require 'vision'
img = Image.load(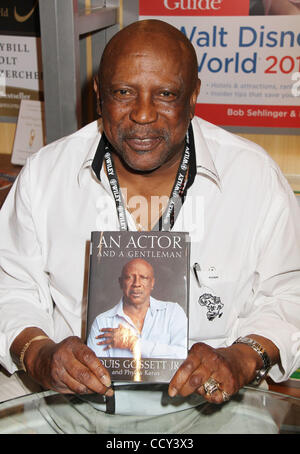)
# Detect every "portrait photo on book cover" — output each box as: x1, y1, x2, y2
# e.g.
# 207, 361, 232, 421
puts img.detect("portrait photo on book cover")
87, 256, 188, 360
86, 231, 189, 368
